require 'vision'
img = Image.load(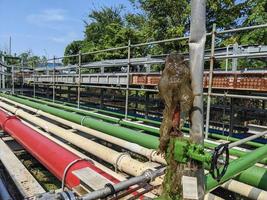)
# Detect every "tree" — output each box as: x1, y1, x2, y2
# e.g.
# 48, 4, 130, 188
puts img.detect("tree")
63, 40, 83, 65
